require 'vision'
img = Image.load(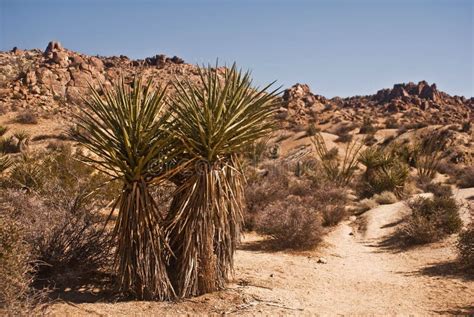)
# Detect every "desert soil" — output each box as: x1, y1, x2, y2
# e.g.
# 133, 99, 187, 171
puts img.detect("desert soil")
47, 188, 474, 316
